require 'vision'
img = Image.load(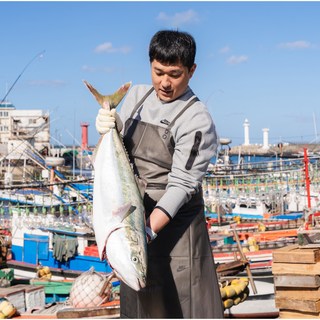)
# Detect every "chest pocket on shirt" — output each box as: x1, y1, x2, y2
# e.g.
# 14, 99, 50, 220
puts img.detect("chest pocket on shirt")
124, 118, 175, 170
